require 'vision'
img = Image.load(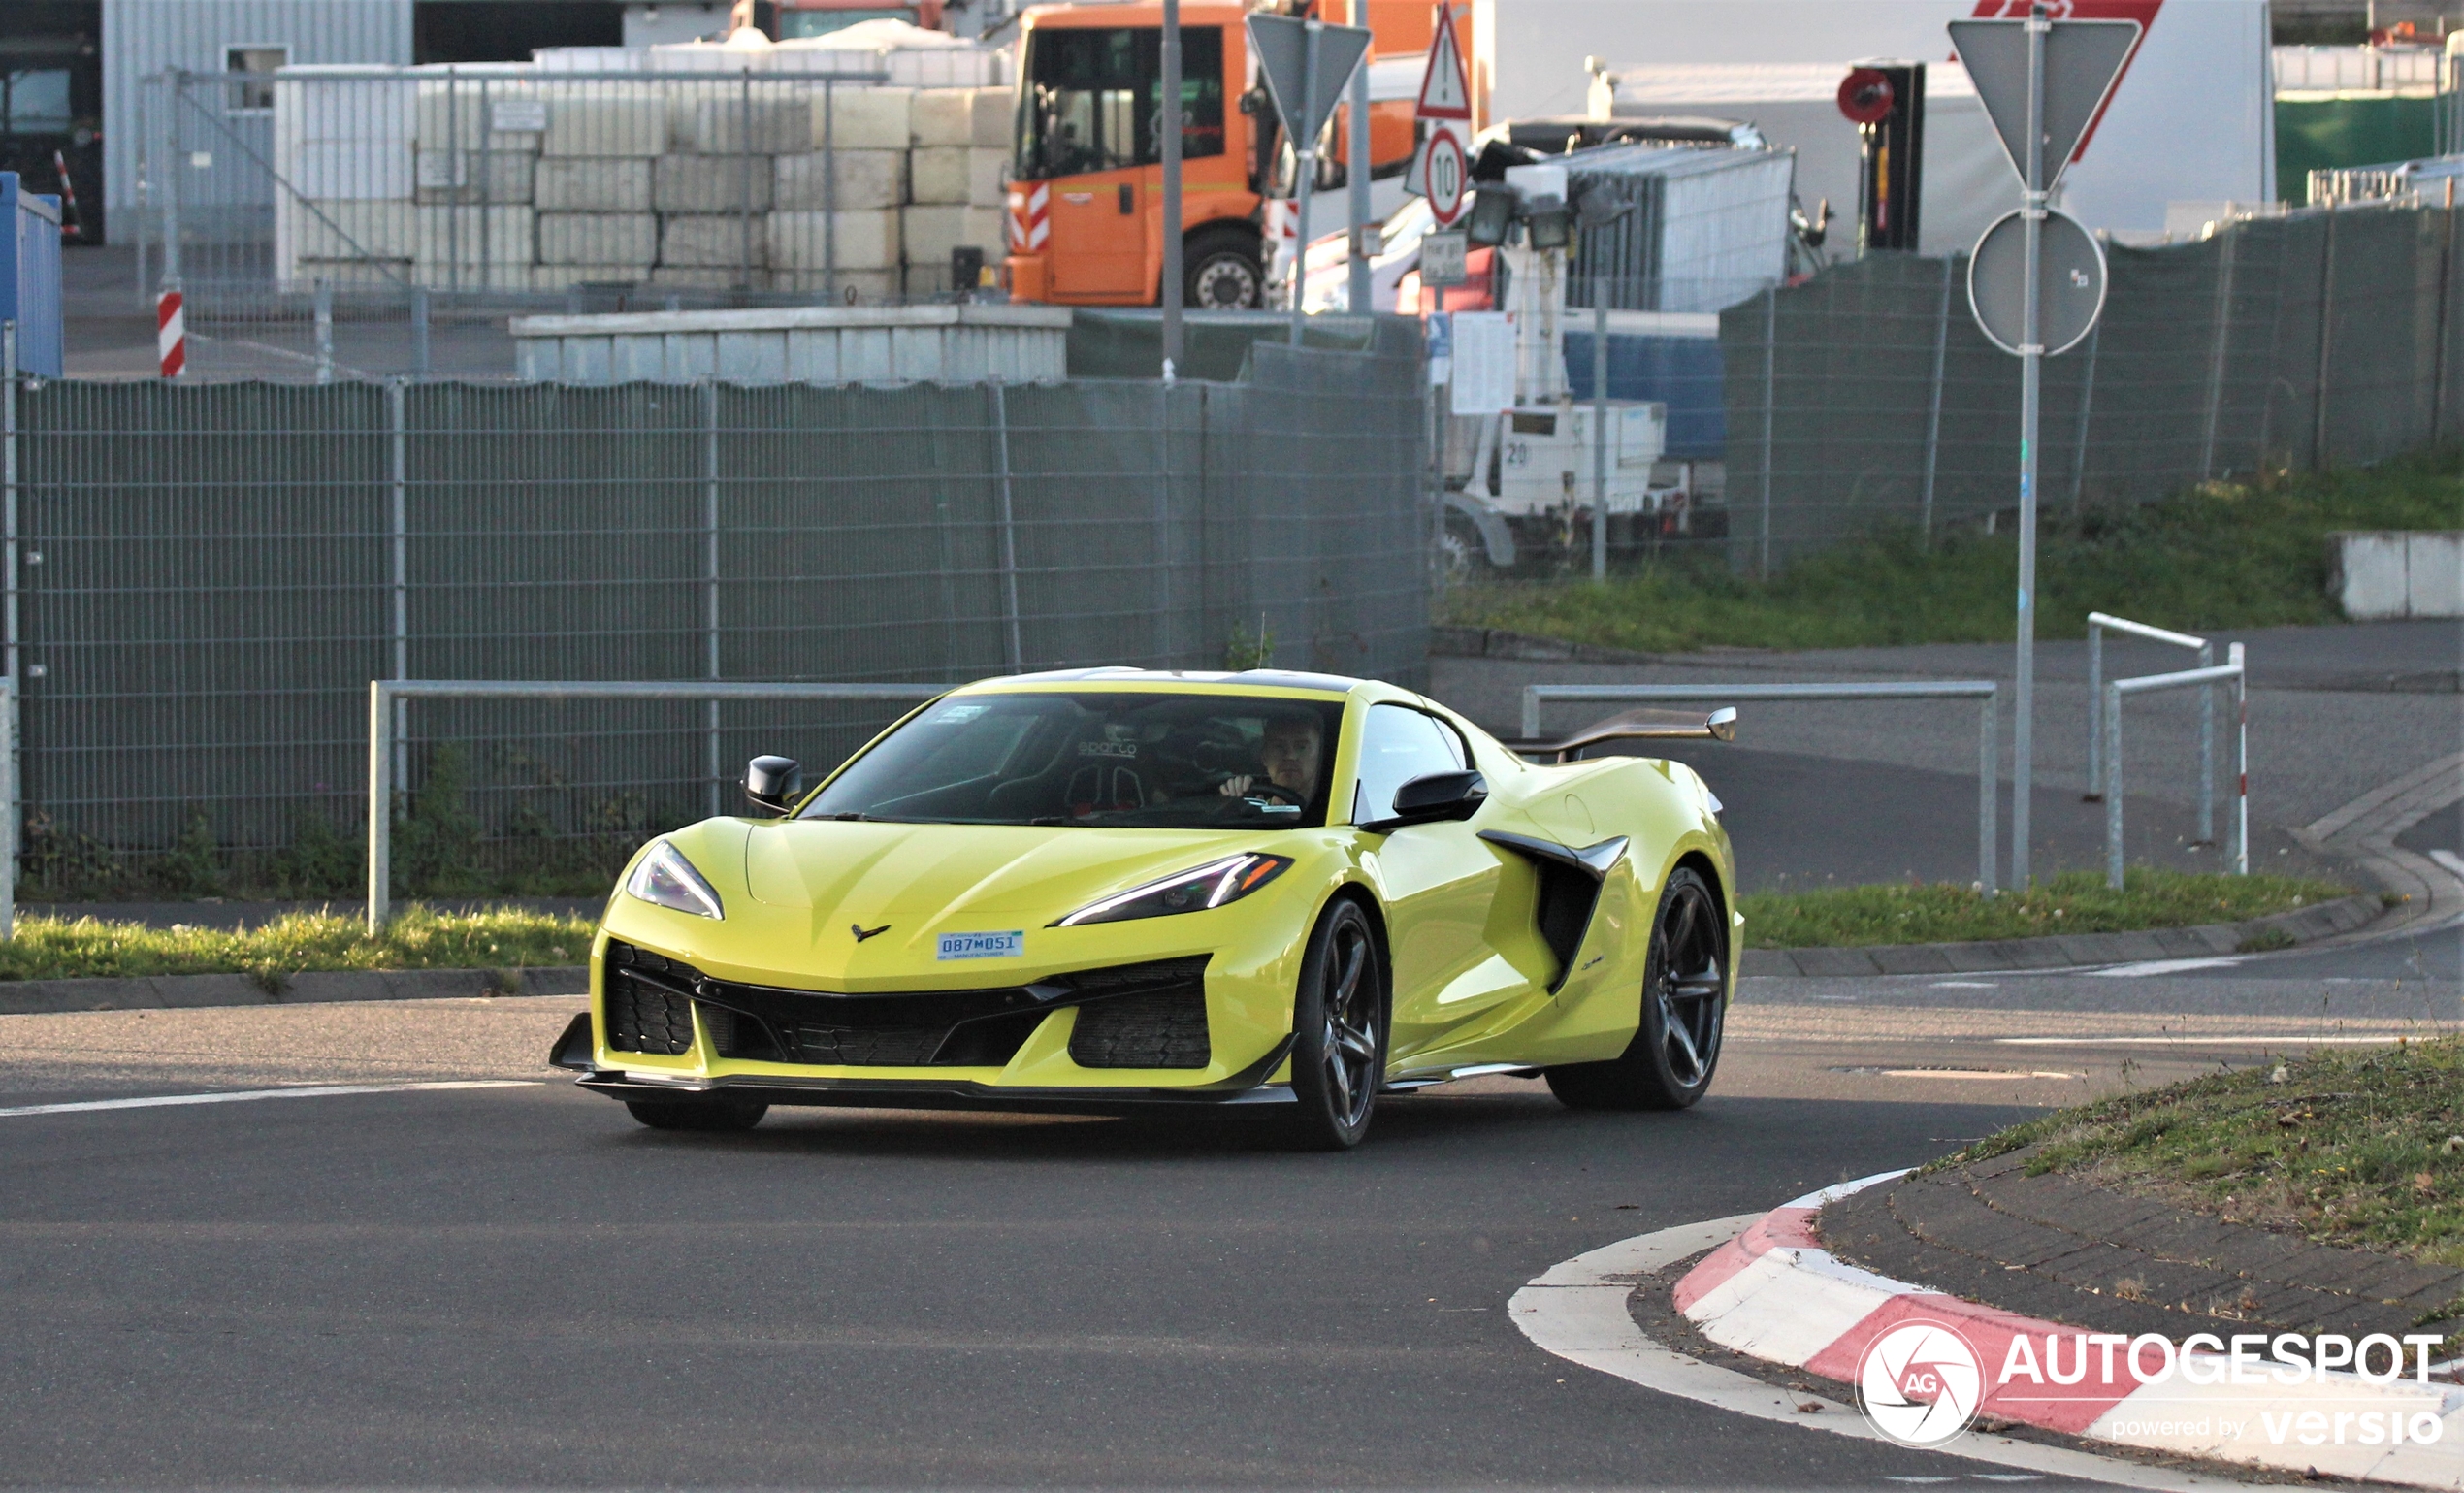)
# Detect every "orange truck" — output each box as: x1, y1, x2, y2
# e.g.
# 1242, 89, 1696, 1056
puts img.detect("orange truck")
1005, 0, 1455, 308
